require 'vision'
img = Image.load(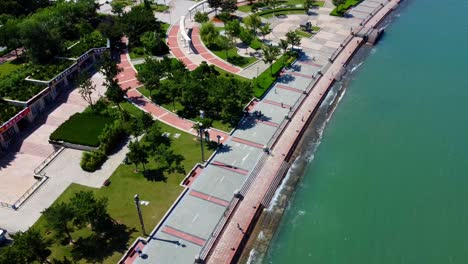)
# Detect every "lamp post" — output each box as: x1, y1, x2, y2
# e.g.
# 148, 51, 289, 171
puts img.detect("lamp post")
217, 135, 221, 145
198, 122, 205, 162
134, 194, 146, 236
